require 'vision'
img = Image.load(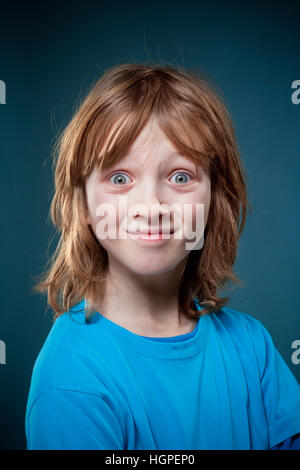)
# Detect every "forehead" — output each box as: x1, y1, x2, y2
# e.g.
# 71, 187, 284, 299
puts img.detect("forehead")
109, 119, 197, 169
